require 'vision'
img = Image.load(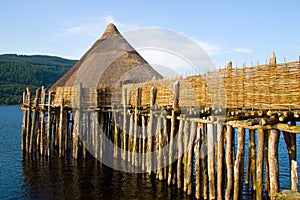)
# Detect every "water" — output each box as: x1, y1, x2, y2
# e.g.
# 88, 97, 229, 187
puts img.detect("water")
0, 106, 299, 199
0, 106, 189, 200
